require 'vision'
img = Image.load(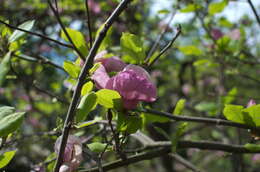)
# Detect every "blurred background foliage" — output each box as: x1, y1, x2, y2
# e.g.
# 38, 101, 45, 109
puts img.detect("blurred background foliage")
0, 0, 260, 171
